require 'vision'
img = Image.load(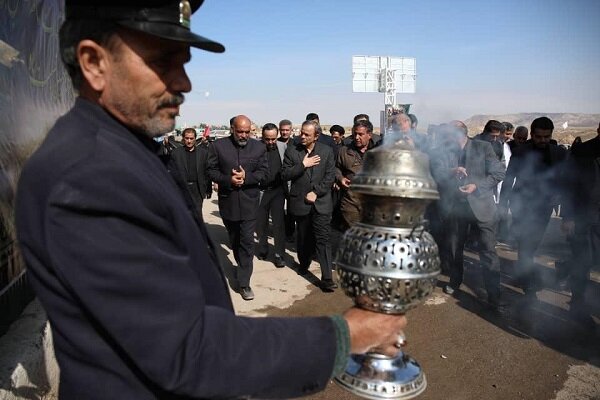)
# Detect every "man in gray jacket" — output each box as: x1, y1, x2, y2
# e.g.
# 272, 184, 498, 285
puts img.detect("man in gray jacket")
431, 120, 506, 309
